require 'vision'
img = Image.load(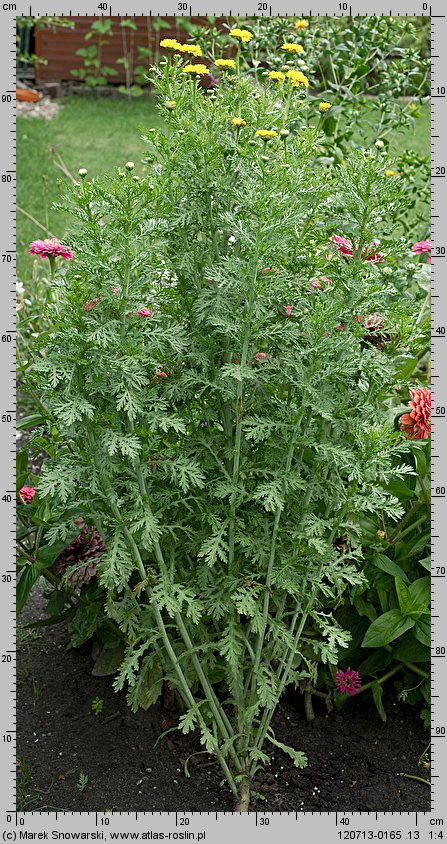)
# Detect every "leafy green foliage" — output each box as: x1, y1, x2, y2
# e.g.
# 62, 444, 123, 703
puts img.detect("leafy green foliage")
21, 39, 426, 808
